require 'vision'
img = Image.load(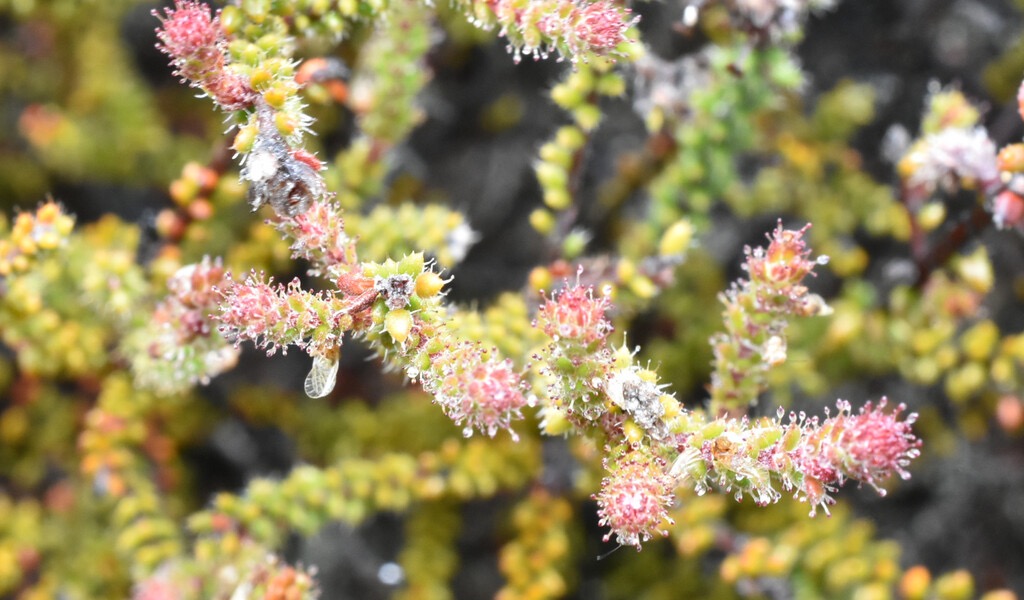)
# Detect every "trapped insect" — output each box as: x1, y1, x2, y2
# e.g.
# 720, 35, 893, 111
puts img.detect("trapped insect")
304, 346, 340, 398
